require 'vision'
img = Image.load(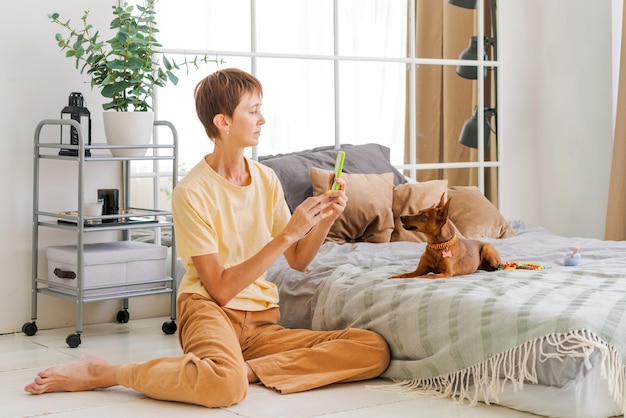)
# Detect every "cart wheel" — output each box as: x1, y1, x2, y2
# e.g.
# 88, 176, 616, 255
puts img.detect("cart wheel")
162, 320, 177, 335
22, 322, 38, 336
66, 333, 81, 348
116, 310, 130, 323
